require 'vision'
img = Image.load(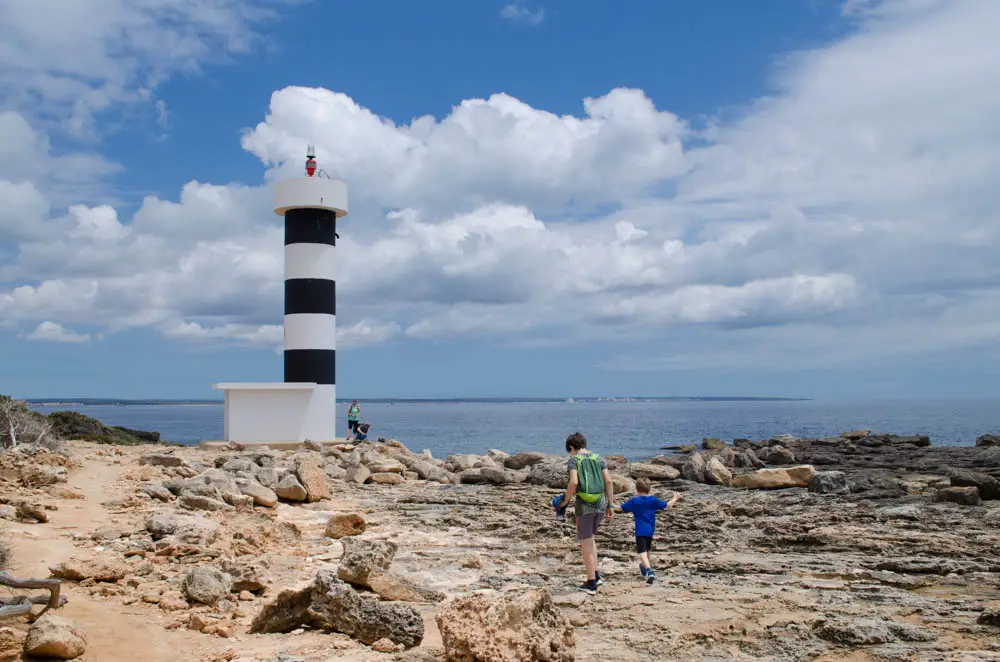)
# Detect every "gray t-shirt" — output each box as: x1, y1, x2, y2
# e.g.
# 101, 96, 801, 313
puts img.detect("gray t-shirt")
567, 452, 608, 515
